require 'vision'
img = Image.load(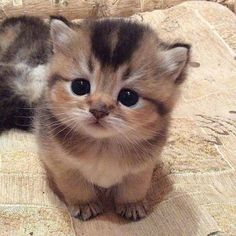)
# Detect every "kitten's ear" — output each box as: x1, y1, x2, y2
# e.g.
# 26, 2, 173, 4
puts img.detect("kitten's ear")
50, 19, 76, 54
161, 43, 191, 84
50, 15, 71, 26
